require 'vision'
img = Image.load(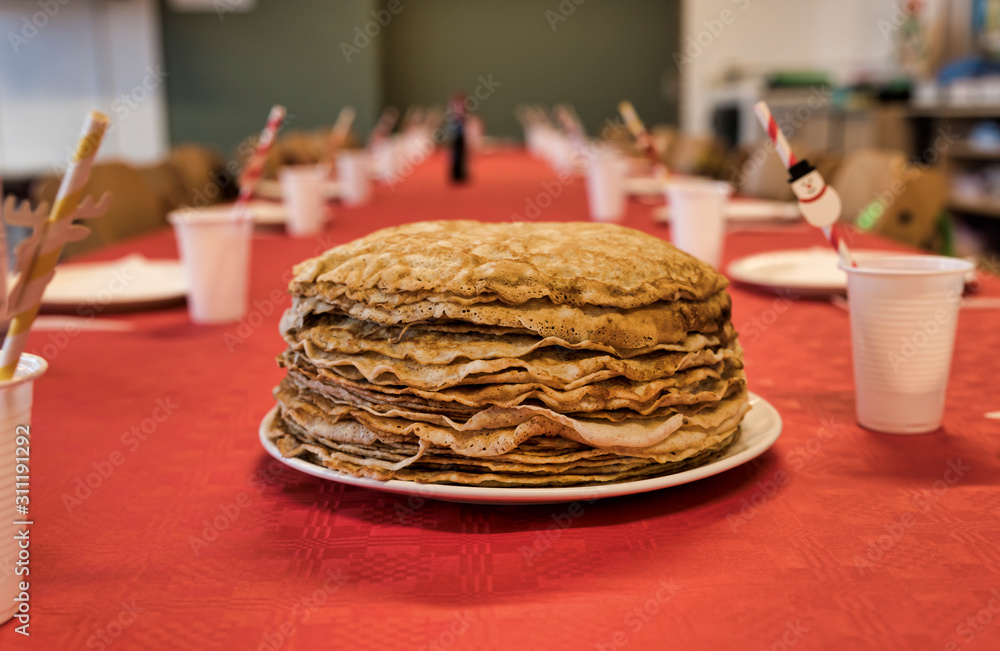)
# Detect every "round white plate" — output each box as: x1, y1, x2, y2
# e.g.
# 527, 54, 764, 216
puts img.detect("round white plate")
726, 248, 902, 297
244, 201, 287, 225
655, 199, 802, 223
257, 392, 782, 505
175, 201, 288, 225
624, 176, 666, 196
42, 255, 187, 309
255, 179, 340, 201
